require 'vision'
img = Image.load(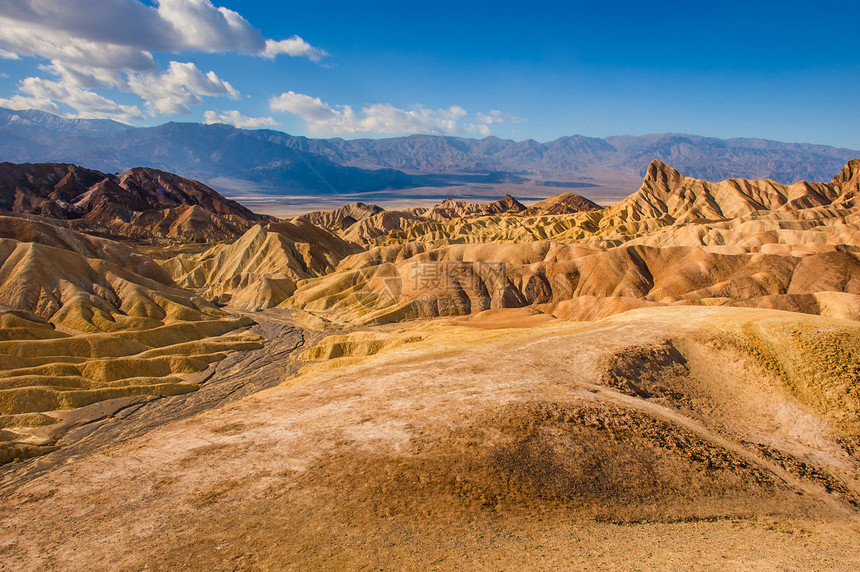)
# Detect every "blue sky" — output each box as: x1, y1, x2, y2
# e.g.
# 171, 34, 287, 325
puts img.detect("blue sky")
1, 0, 858, 147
